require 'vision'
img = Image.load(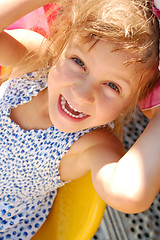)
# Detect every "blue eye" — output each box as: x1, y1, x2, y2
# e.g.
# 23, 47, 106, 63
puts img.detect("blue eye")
73, 57, 85, 70
107, 82, 120, 93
